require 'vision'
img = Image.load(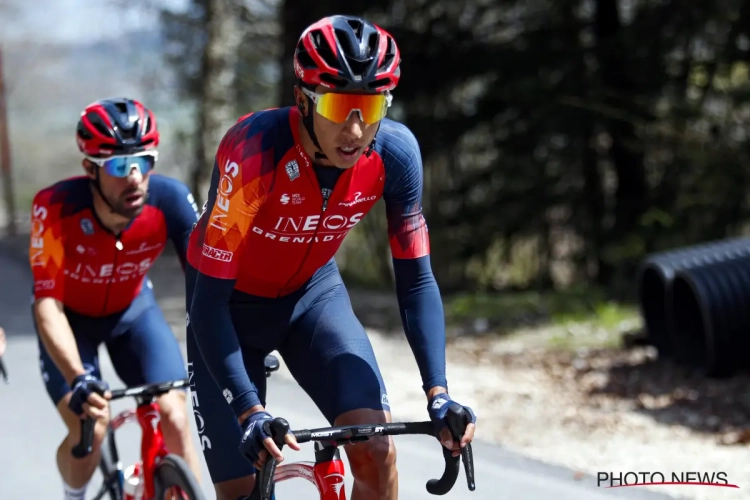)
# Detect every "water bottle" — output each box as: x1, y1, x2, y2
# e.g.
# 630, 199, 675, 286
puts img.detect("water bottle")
123, 462, 144, 500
